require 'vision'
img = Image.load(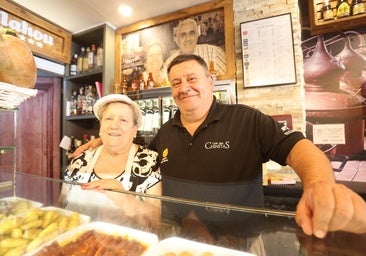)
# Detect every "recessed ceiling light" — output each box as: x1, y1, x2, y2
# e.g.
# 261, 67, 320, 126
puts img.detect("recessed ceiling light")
118, 5, 133, 17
